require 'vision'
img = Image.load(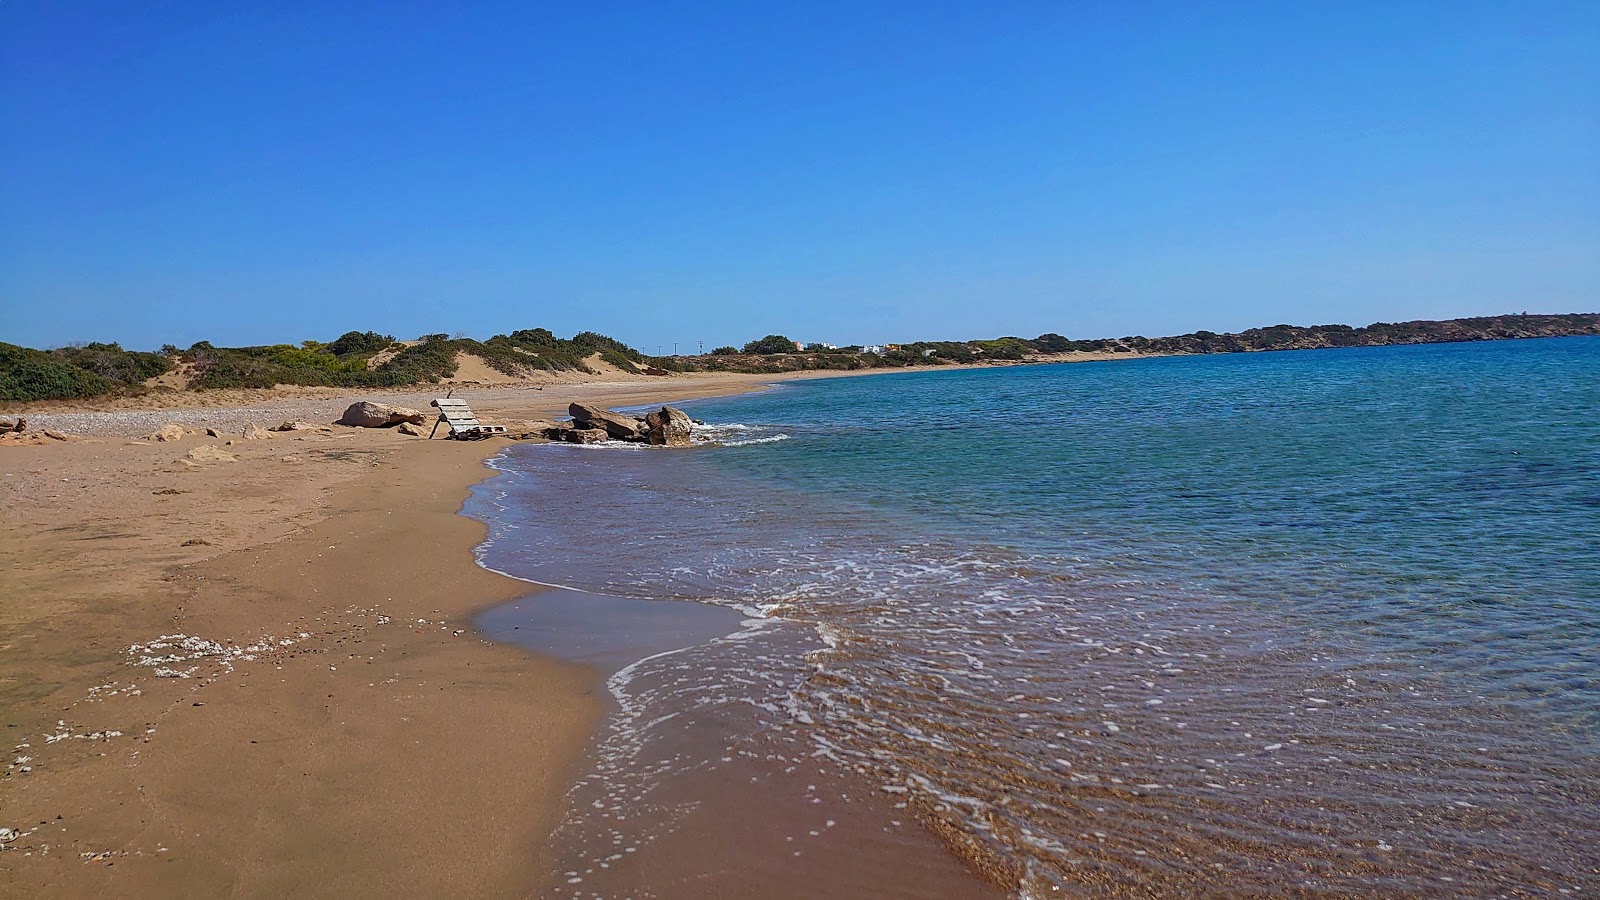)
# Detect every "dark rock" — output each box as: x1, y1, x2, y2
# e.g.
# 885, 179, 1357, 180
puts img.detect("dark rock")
568, 403, 644, 440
